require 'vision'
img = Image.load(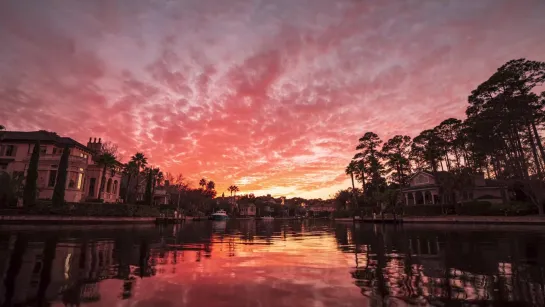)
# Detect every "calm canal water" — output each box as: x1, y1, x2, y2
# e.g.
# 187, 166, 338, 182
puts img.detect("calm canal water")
0, 221, 544, 307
